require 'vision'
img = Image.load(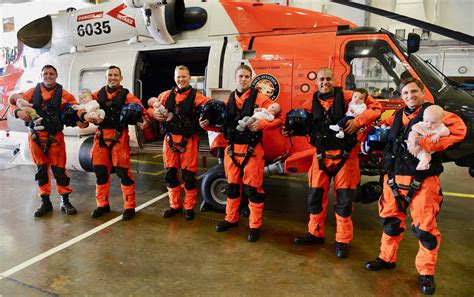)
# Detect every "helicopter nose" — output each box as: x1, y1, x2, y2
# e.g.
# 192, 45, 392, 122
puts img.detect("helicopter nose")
17, 15, 52, 48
